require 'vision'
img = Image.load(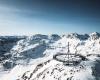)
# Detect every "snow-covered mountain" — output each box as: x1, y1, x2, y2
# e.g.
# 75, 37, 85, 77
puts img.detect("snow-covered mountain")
0, 32, 100, 80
